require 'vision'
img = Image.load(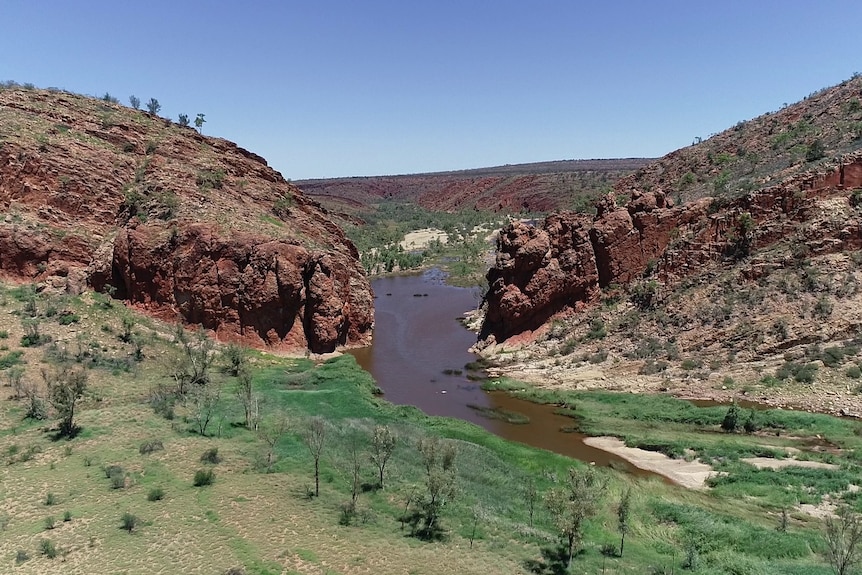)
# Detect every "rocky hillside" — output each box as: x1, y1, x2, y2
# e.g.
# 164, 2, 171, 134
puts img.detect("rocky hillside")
296, 158, 651, 216
477, 75, 862, 414
0, 87, 373, 353
617, 76, 862, 204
